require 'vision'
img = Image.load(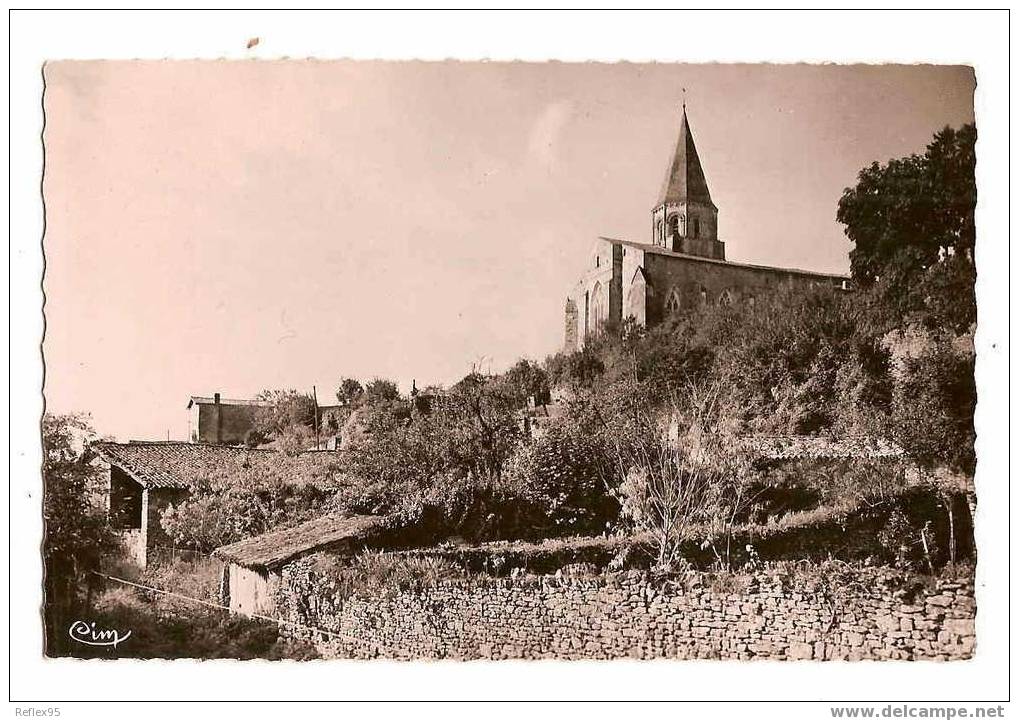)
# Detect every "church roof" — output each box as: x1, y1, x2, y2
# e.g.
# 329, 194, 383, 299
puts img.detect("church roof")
657, 107, 714, 208
603, 237, 850, 283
